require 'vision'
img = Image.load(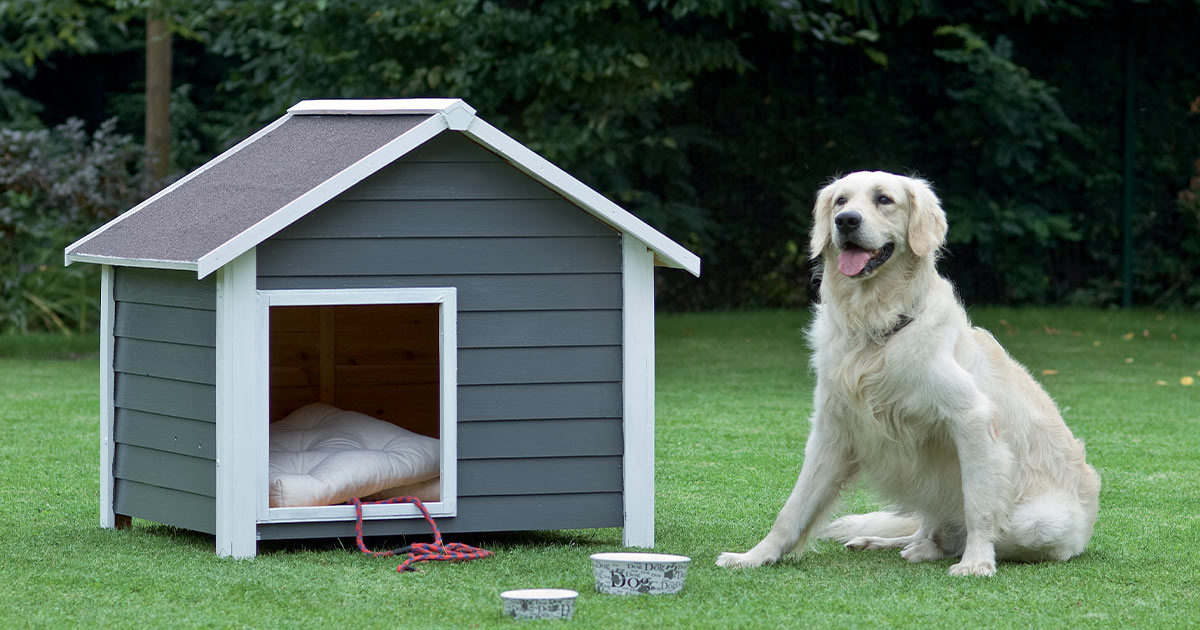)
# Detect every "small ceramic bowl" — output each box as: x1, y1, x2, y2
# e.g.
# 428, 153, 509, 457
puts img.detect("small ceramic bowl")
590, 552, 691, 595
500, 588, 578, 621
